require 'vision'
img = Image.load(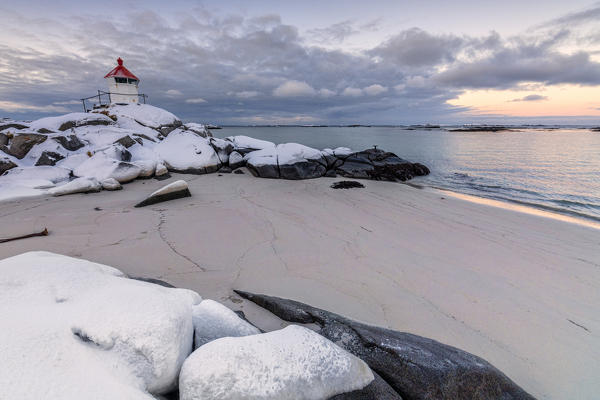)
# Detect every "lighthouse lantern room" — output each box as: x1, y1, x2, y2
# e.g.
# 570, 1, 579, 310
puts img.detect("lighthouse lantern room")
104, 58, 140, 104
